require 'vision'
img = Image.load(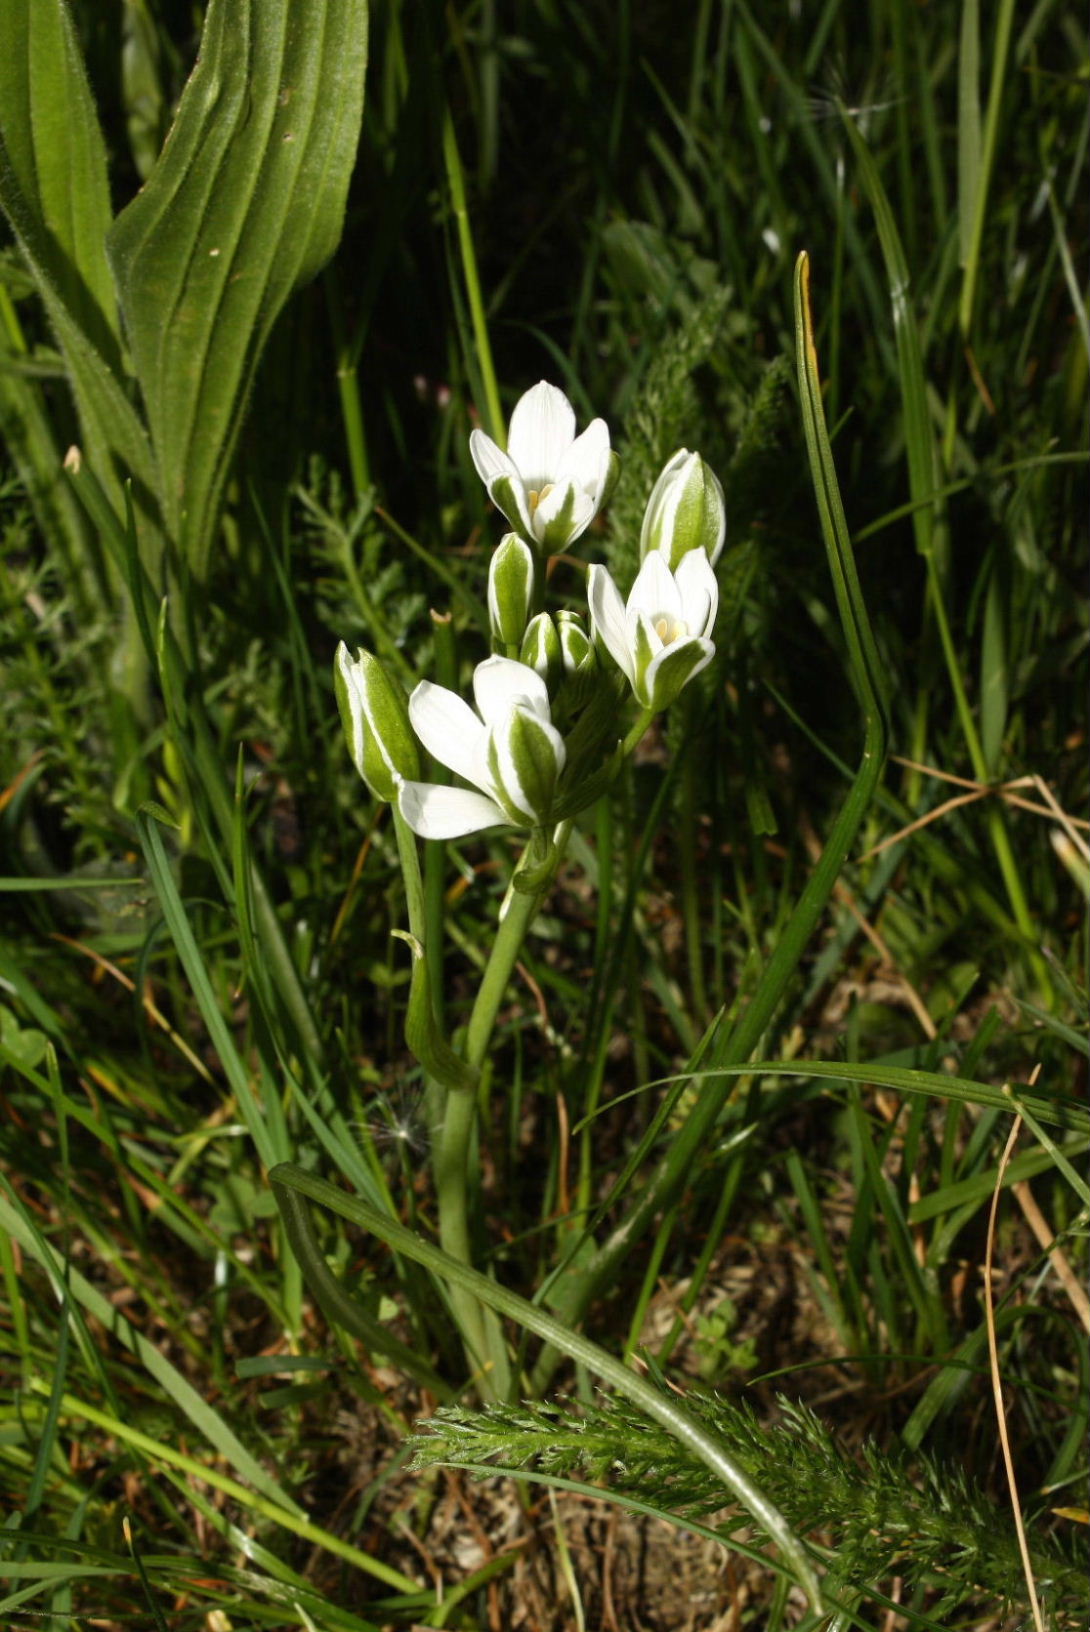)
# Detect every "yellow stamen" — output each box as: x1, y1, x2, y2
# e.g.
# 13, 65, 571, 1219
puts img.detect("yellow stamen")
654, 615, 687, 645
528, 483, 555, 513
